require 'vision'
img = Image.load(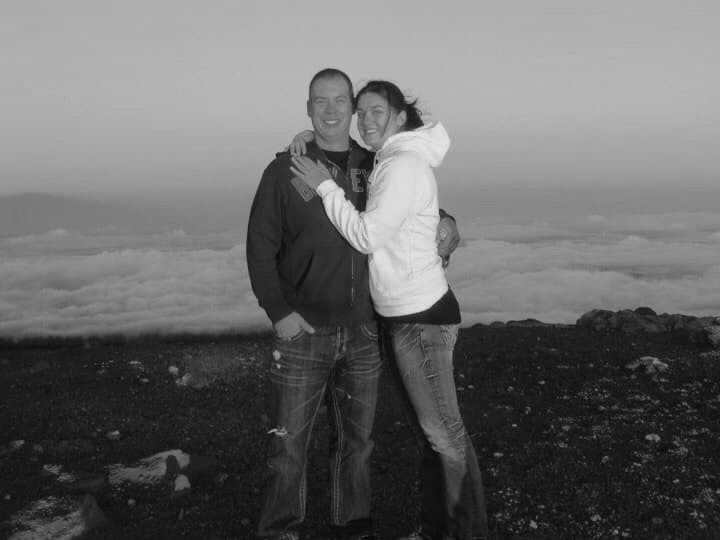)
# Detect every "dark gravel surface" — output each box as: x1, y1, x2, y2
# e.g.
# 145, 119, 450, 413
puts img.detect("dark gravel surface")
1, 326, 719, 539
